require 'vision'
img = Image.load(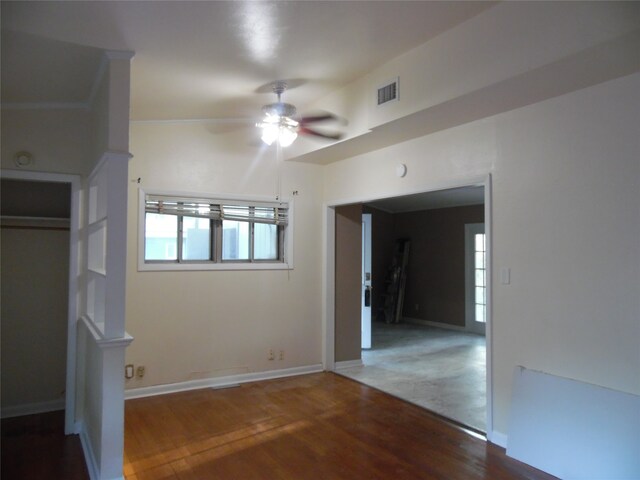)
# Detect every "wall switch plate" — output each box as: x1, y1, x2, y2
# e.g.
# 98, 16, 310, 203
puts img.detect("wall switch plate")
501, 268, 511, 285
